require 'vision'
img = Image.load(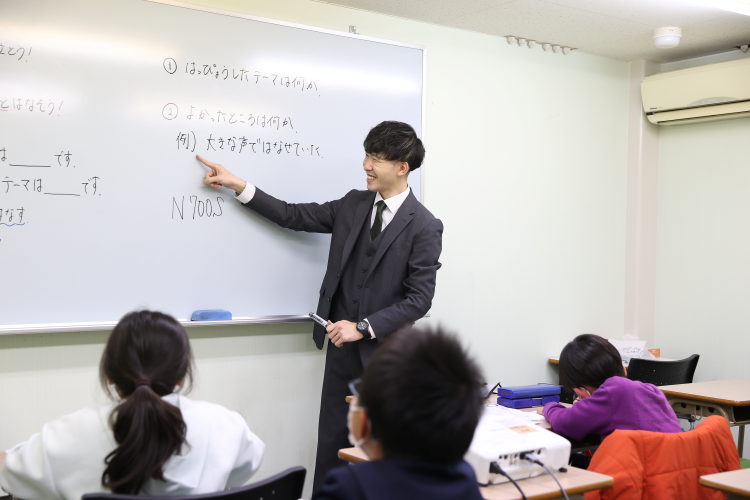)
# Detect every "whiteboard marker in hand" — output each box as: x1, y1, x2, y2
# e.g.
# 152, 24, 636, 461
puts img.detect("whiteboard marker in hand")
309, 312, 332, 328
